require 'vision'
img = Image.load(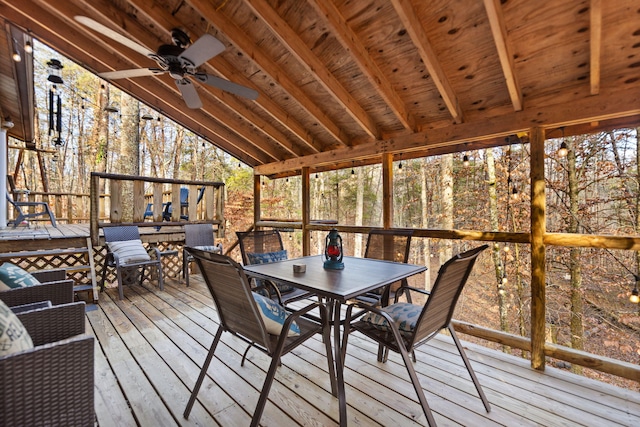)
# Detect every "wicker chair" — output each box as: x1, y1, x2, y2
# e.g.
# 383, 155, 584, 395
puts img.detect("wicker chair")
343, 245, 490, 427
355, 229, 414, 307
183, 223, 222, 287
0, 302, 95, 426
0, 269, 74, 307
236, 229, 311, 305
182, 248, 336, 427
100, 225, 164, 300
